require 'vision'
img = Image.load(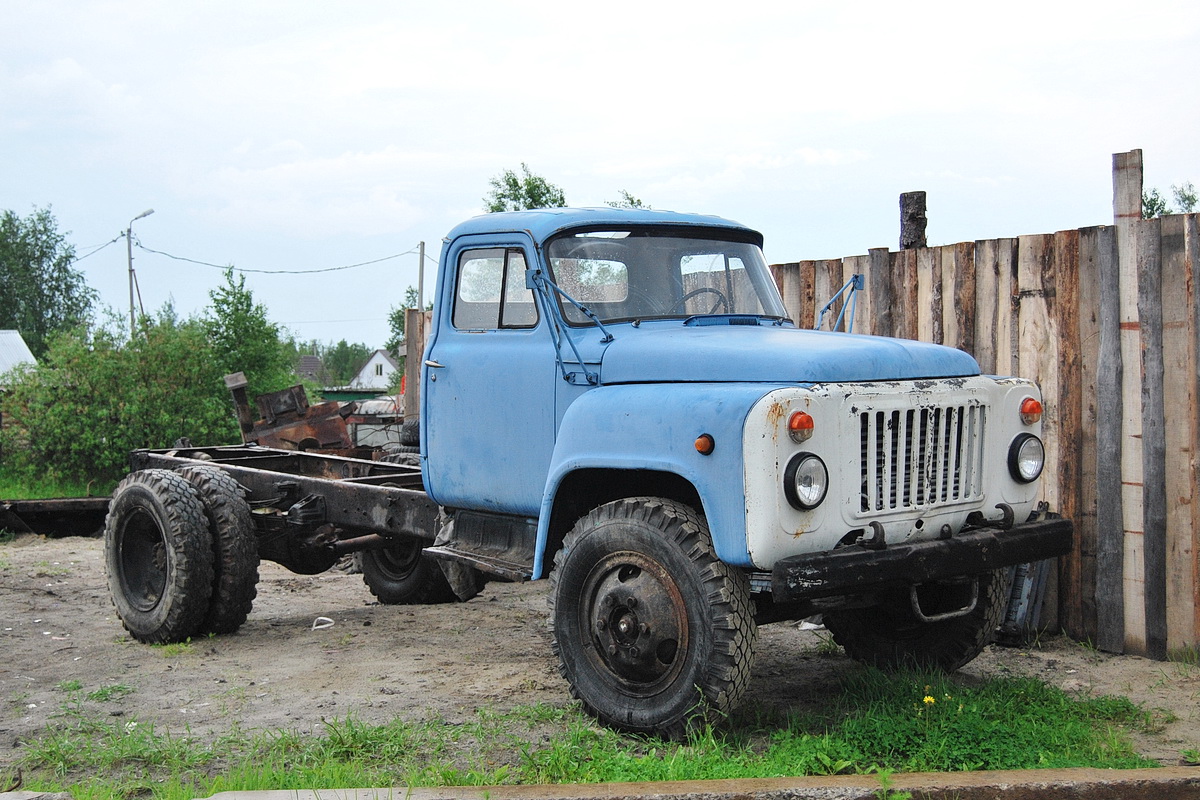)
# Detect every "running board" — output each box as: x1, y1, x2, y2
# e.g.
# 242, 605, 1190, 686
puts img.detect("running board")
424, 510, 536, 582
